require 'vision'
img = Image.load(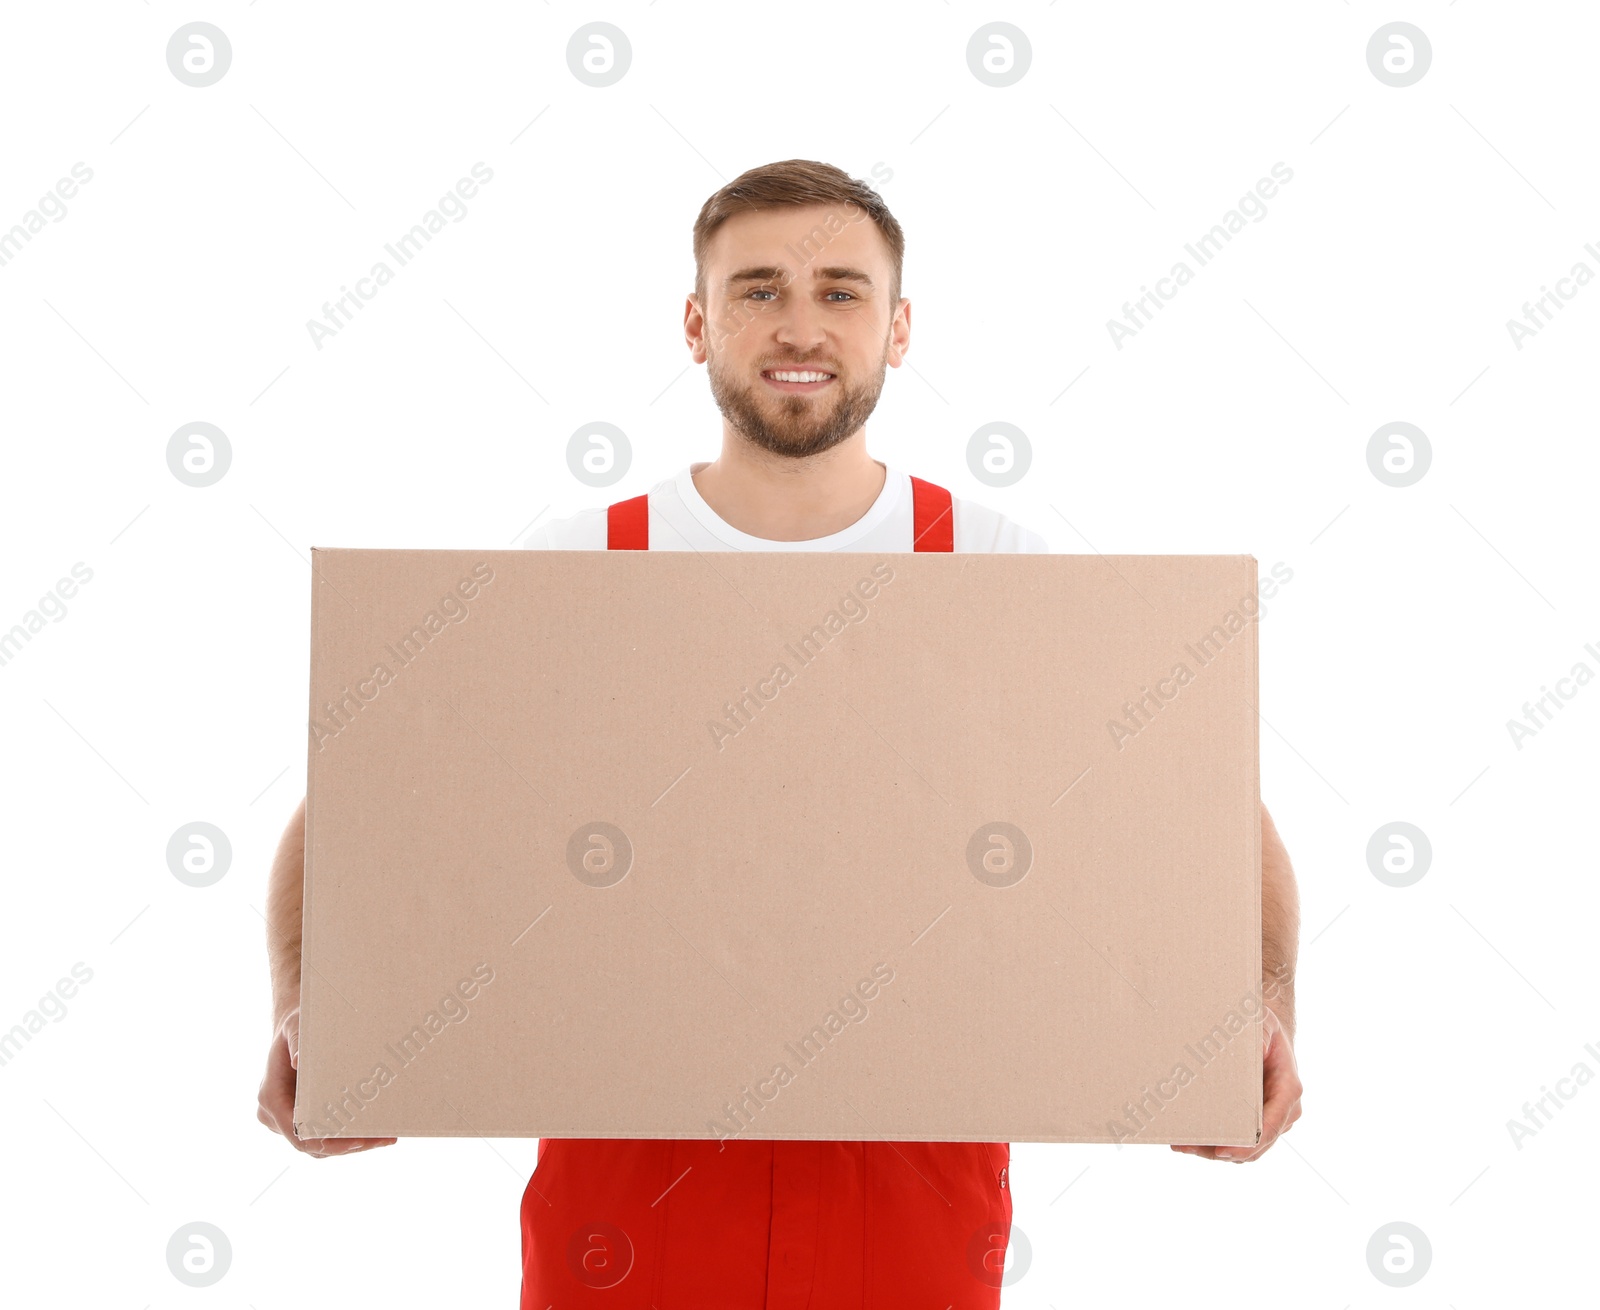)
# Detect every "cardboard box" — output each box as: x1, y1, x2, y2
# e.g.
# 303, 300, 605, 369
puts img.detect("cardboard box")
295, 549, 1262, 1145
